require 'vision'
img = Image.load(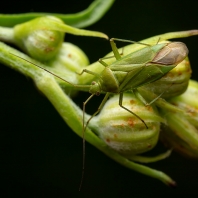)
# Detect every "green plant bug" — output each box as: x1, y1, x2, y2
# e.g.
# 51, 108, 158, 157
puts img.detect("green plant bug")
78, 38, 188, 130
10, 38, 188, 189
